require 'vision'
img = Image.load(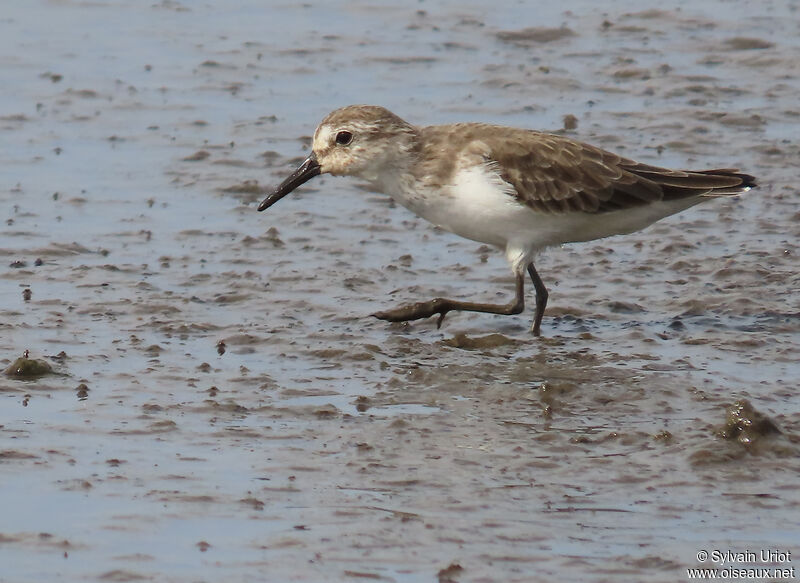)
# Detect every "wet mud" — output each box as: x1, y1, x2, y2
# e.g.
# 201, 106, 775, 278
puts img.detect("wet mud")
1, 1, 799, 582
4, 352, 55, 380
